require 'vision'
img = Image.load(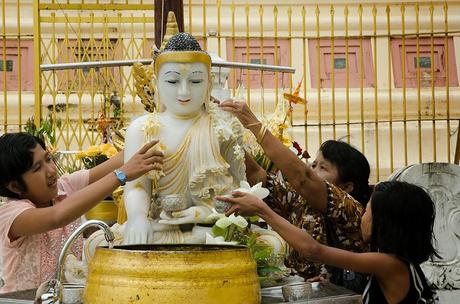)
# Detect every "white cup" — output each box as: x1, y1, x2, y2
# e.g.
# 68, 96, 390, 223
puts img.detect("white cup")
281, 282, 312, 302
62, 283, 85, 304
